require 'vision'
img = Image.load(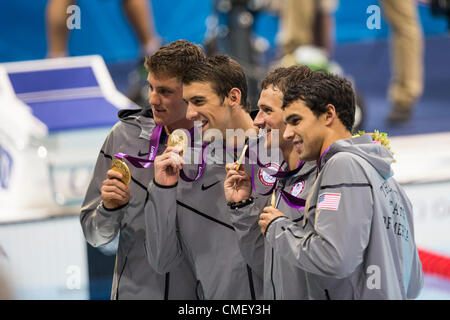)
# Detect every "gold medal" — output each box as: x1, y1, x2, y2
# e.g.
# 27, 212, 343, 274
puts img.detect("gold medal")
167, 129, 189, 156
234, 143, 248, 171
111, 158, 131, 185
271, 190, 276, 207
